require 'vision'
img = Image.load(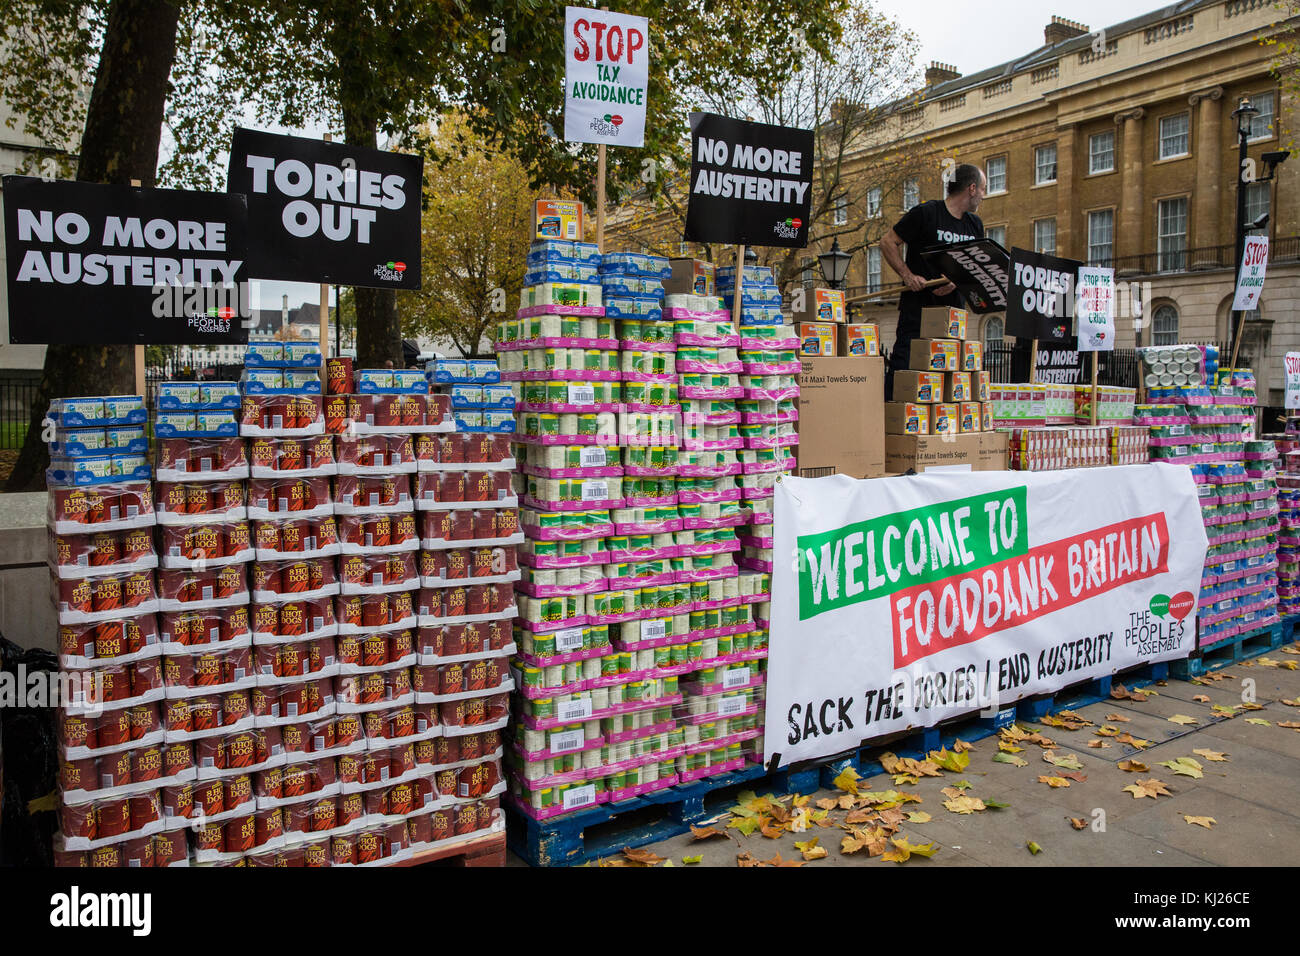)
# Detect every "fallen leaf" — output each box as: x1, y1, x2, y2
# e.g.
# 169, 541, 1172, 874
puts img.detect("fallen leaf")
883, 836, 938, 862
1278, 721, 1300, 729
1042, 750, 1084, 770
1038, 775, 1070, 788
844, 808, 875, 825
1068, 817, 1087, 830
1096, 726, 1120, 737
952, 739, 973, 753
952, 780, 972, 790
877, 807, 906, 828
682, 855, 702, 864
1086, 739, 1111, 749
907, 811, 932, 823
1104, 713, 1132, 722
992, 752, 1028, 767
1056, 709, 1094, 725
792, 794, 811, 808
1283, 699, 1300, 707
1283, 647, 1300, 655
1211, 705, 1239, 718
736, 852, 762, 867
1158, 757, 1204, 779
1183, 815, 1216, 830
794, 837, 826, 861
858, 789, 922, 807
1246, 718, 1272, 726
998, 741, 1025, 753
943, 795, 986, 814
837, 793, 855, 809
1117, 759, 1149, 772
1168, 714, 1199, 726
1111, 684, 1149, 702
1115, 733, 1152, 749
832, 766, 861, 796
940, 786, 965, 800
622, 846, 665, 865
928, 747, 971, 773
765, 853, 806, 867
689, 825, 727, 841
1192, 695, 1211, 703
983, 798, 1010, 809
815, 798, 837, 811
727, 816, 760, 836
839, 825, 889, 857
1240, 702, 1265, 711
1122, 778, 1173, 799
759, 820, 785, 840
1059, 771, 1088, 783
1027, 841, 1043, 855
1192, 748, 1229, 762
1040, 714, 1088, 731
